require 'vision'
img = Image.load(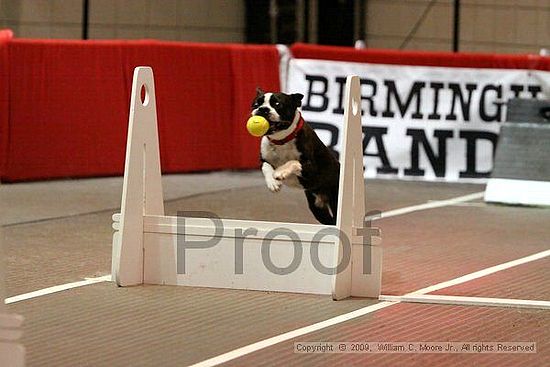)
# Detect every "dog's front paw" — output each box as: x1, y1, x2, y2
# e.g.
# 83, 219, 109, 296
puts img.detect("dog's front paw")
273, 161, 302, 181
266, 177, 282, 192
272, 170, 286, 181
